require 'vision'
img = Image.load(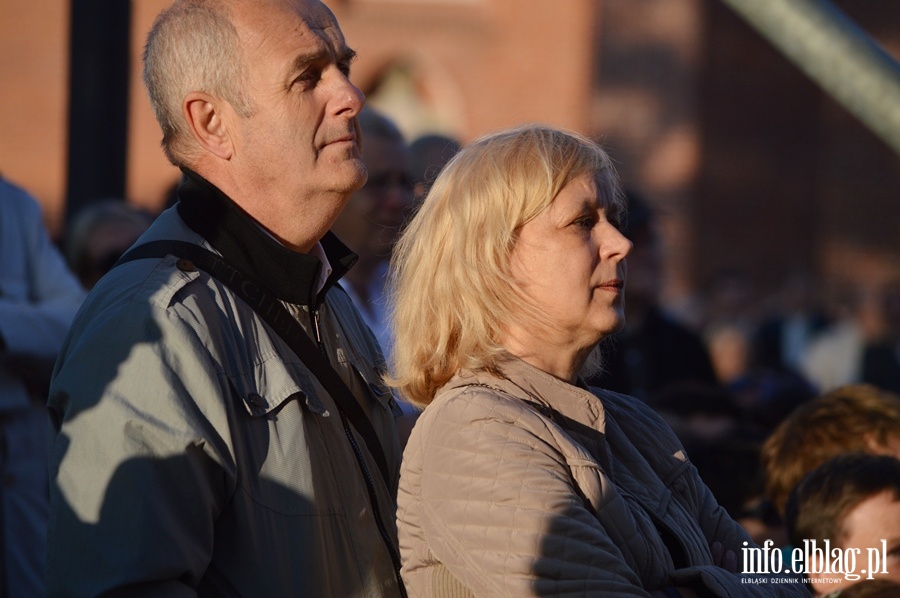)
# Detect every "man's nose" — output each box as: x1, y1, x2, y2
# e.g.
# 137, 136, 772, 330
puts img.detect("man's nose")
333, 73, 365, 117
